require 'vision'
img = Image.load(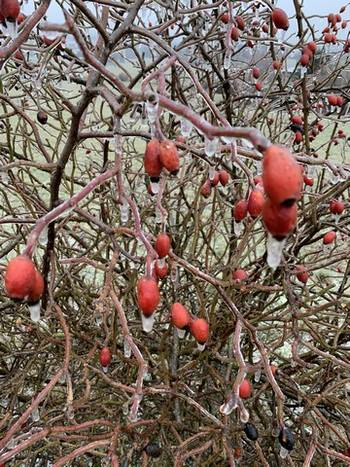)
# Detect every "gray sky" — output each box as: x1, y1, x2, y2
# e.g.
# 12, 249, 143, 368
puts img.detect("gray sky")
22, 0, 349, 41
